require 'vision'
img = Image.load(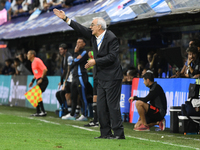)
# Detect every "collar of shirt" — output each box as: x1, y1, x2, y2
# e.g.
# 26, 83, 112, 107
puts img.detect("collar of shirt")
96, 30, 106, 40
96, 30, 106, 50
